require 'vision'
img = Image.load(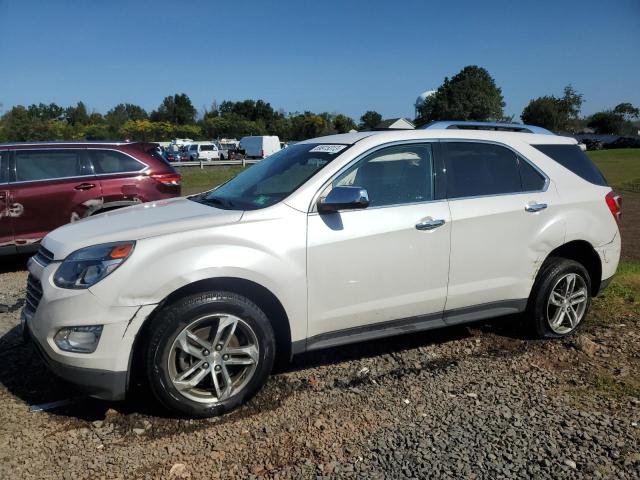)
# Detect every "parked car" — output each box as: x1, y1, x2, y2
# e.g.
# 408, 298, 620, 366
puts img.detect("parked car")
183, 142, 225, 161
23, 128, 620, 417
239, 135, 281, 159
0, 141, 181, 256
165, 150, 181, 162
